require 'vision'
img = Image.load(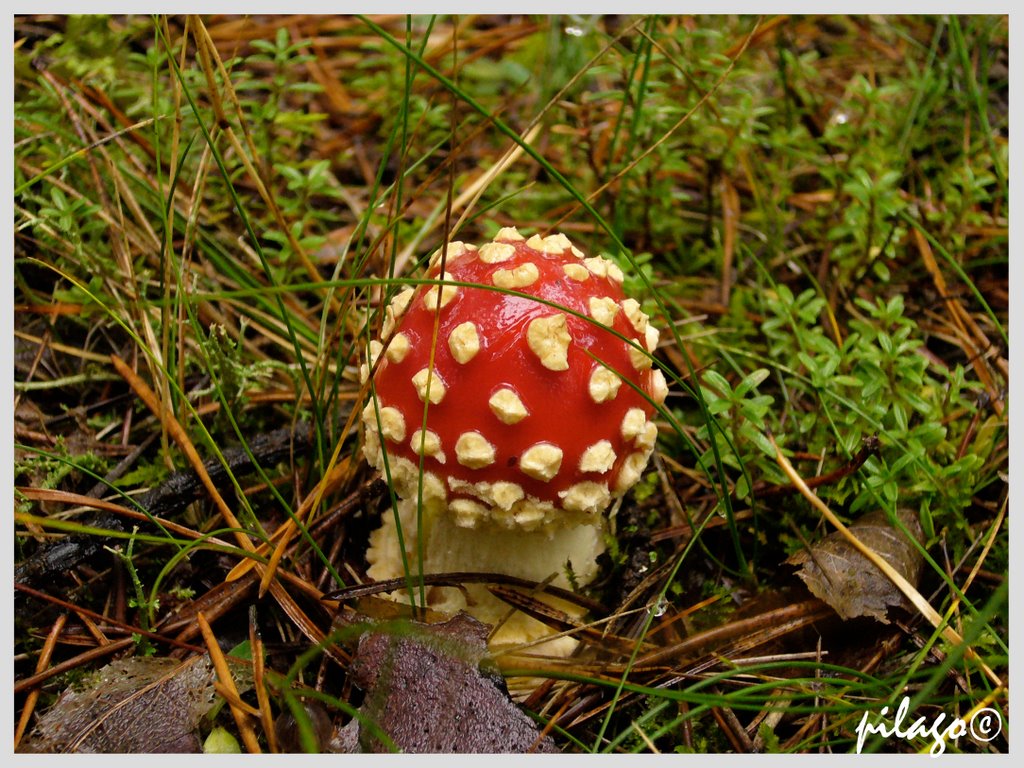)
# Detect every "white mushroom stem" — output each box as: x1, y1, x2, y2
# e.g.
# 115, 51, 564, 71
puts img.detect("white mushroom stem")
365, 497, 605, 654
